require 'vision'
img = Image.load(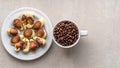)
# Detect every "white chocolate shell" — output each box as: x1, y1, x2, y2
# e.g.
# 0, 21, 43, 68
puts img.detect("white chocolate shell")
22, 38, 30, 53
19, 35, 24, 39
31, 29, 35, 38
22, 23, 27, 30
43, 29, 47, 39
38, 18, 44, 27
25, 12, 35, 19
26, 24, 34, 28
15, 46, 20, 52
